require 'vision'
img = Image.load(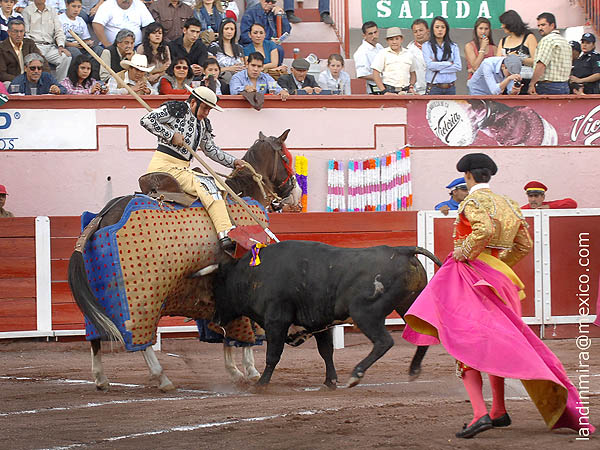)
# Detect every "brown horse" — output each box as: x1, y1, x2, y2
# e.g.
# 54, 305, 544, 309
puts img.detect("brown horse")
68, 129, 300, 391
